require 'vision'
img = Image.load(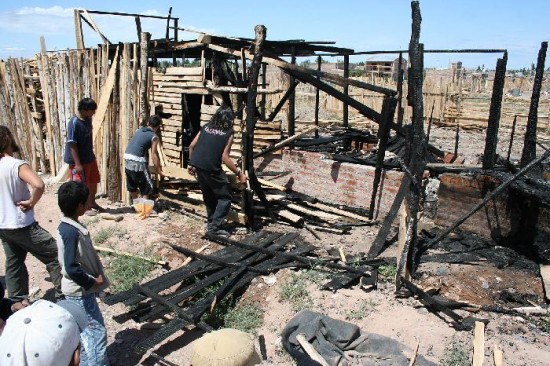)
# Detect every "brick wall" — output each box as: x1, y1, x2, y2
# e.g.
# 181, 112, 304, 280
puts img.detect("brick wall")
255, 149, 404, 219
434, 173, 550, 260
434, 173, 514, 239
255, 151, 550, 259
